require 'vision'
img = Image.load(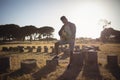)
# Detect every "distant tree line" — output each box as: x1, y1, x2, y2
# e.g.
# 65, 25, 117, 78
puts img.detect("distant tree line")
99, 19, 120, 43
100, 28, 120, 43
0, 24, 56, 42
